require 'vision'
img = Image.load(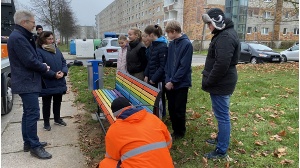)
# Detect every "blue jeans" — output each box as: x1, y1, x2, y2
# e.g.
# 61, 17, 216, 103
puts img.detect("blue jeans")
19, 93, 42, 149
210, 94, 231, 154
